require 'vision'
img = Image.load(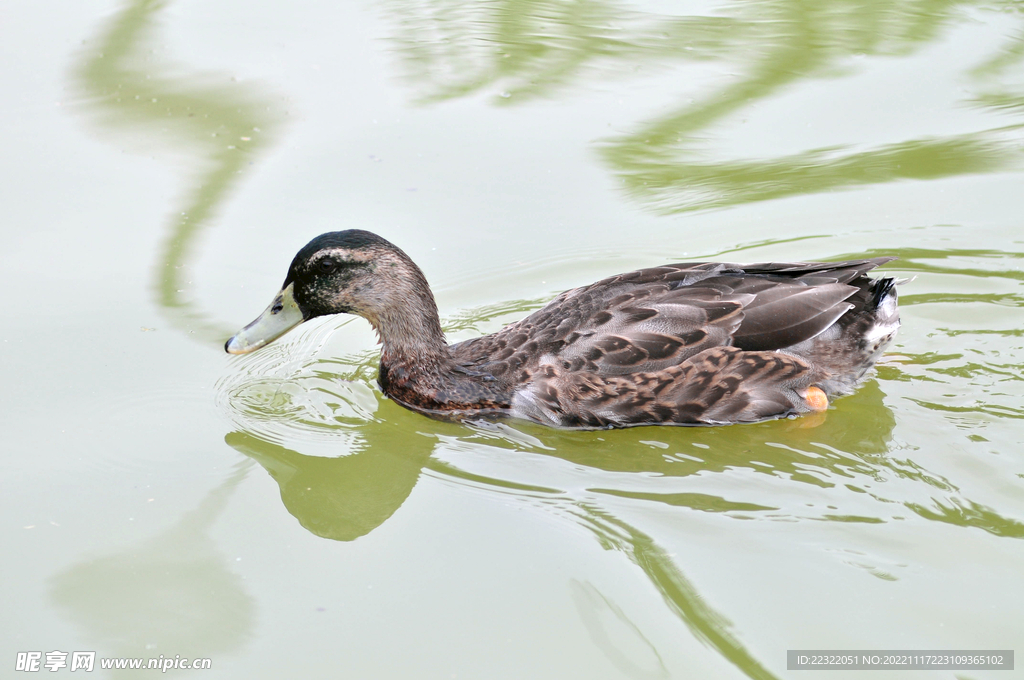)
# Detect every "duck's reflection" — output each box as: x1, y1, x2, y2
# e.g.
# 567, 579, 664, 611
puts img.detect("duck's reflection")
225, 376, 901, 535
225, 341, 903, 537
224, 401, 434, 541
